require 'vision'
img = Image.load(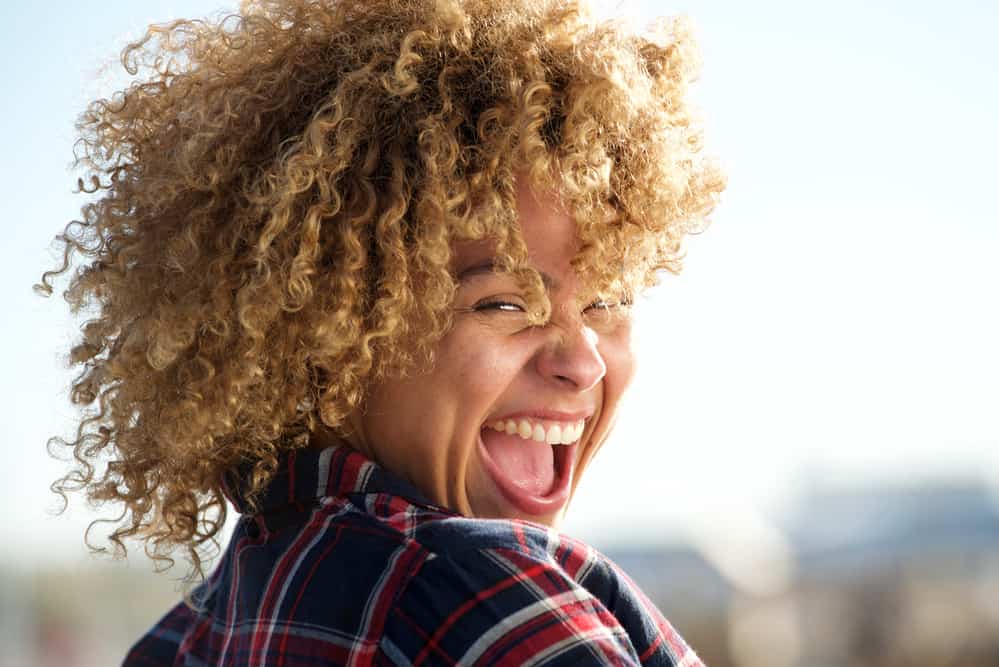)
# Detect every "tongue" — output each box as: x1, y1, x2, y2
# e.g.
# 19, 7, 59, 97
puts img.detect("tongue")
481, 428, 555, 497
